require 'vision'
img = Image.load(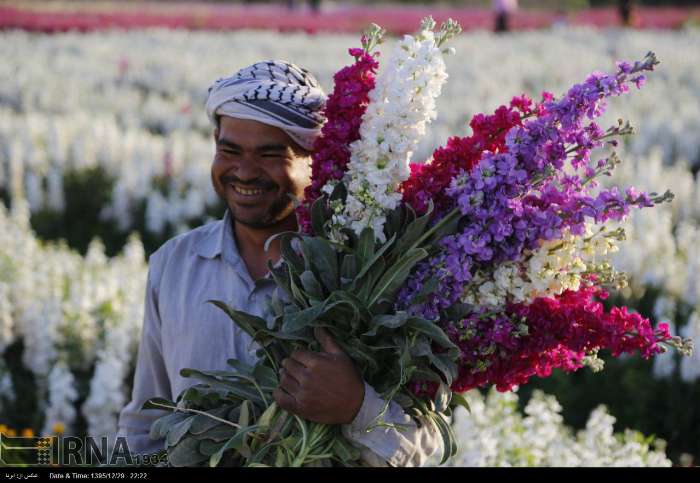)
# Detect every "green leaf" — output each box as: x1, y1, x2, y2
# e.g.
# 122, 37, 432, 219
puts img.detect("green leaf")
356, 257, 385, 303
209, 425, 261, 467
253, 364, 278, 388
299, 270, 324, 300
287, 267, 307, 306
332, 437, 361, 463
239, 400, 250, 428
383, 204, 405, 242
431, 412, 457, 465
325, 290, 368, 327
392, 392, 415, 409
190, 406, 235, 435
426, 352, 458, 387
306, 238, 339, 291
310, 195, 328, 238
354, 232, 396, 282
168, 436, 210, 467
409, 340, 433, 358
268, 262, 296, 303
270, 290, 286, 318
443, 302, 475, 321
450, 392, 471, 412
225, 359, 255, 377
281, 302, 326, 333
434, 382, 452, 413
411, 367, 444, 383
329, 181, 347, 203
179, 368, 264, 404
340, 254, 358, 283
368, 248, 428, 308
268, 410, 290, 442
149, 411, 189, 441
280, 234, 305, 273
362, 312, 410, 337
257, 402, 278, 430
355, 227, 376, 270
207, 300, 268, 339
394, 200, 433, 255
406, 318, 458, 352
190, 423, 239, 443
199, 439, 227, 457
